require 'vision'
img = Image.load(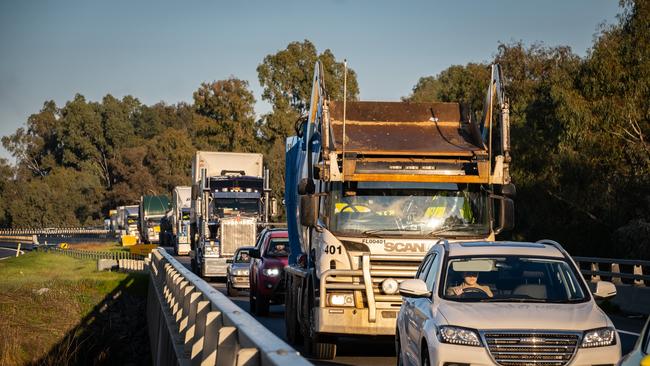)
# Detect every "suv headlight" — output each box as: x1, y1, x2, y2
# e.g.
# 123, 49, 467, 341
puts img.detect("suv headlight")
581, 327, 616, 348
262, 268, 280, 277
438, 326, 482, 347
